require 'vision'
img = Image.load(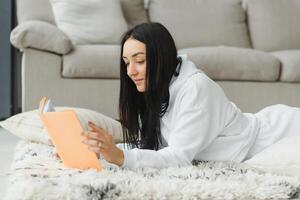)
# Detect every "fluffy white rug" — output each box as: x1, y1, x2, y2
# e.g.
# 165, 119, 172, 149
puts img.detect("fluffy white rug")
4, 141, 300, 200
